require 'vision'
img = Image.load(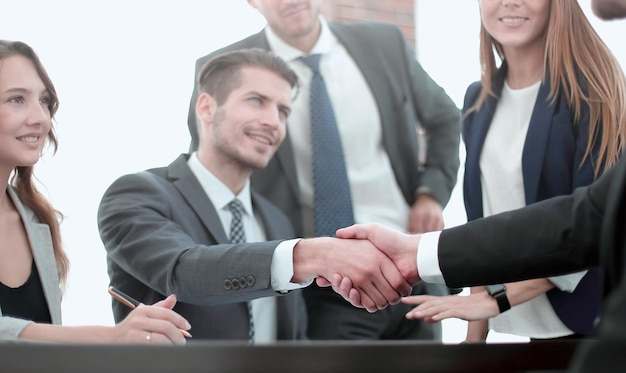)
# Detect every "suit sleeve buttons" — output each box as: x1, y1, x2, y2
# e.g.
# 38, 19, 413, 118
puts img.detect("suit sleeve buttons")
224, 277, 255, 290
246, 276, 255, 287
